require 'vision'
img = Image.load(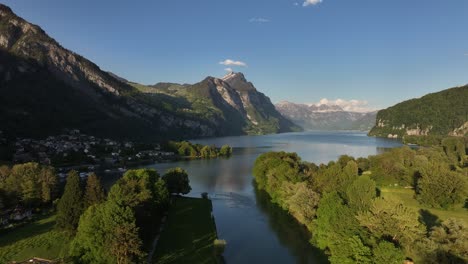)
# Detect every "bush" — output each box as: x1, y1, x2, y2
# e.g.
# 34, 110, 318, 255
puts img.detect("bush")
213, 239, 227, 256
